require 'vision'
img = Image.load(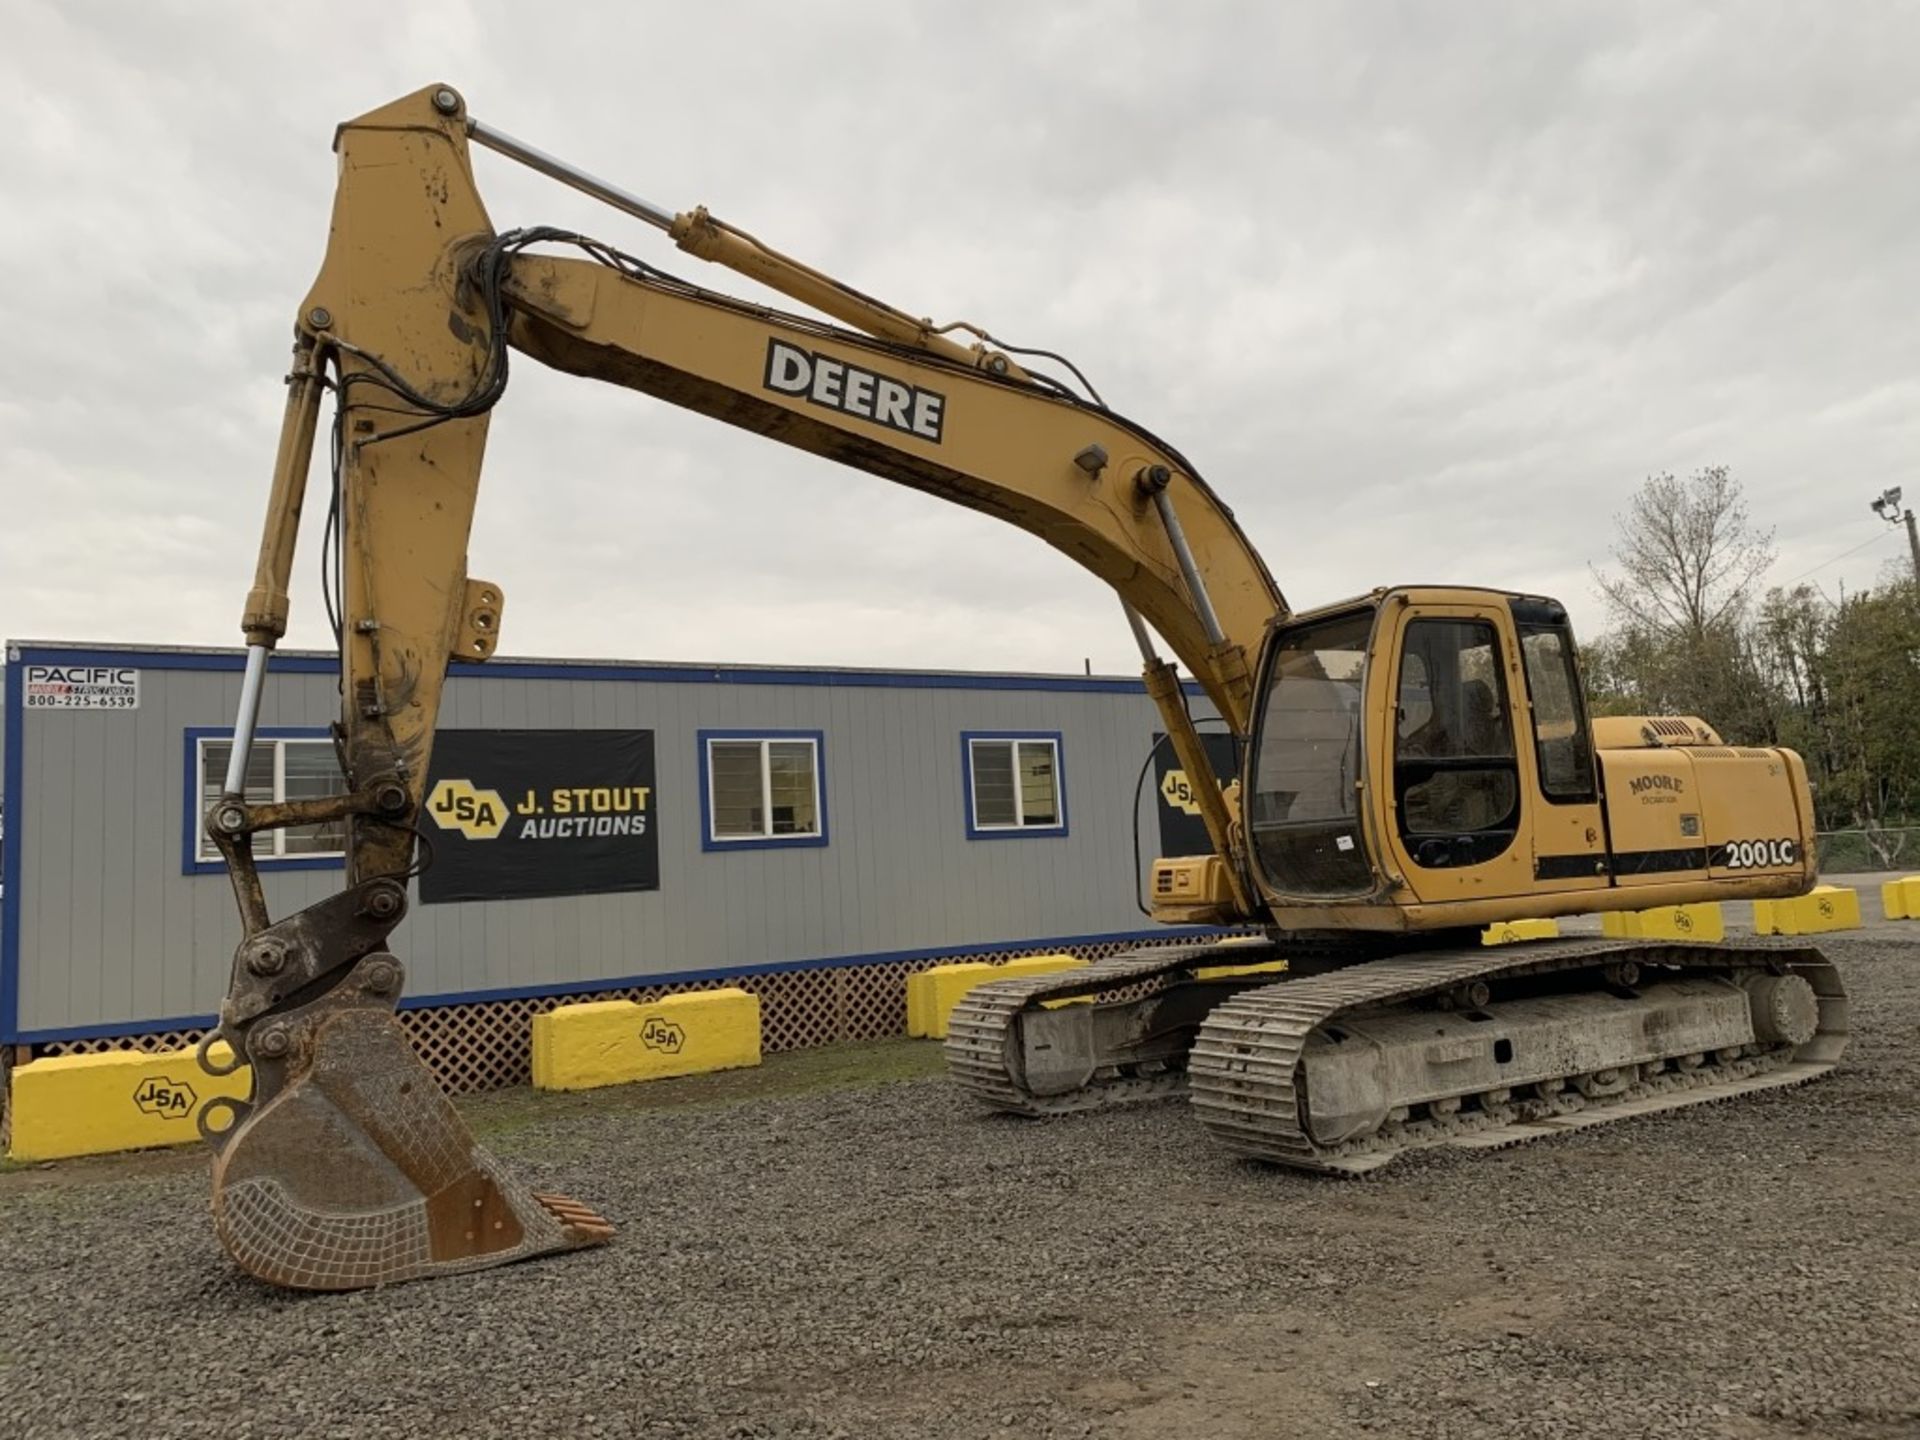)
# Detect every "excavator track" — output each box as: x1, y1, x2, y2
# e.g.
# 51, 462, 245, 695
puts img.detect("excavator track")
946, 937, 1848, 1175
1188, 937, 1848, 1174
944, 942, 1289, 1115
